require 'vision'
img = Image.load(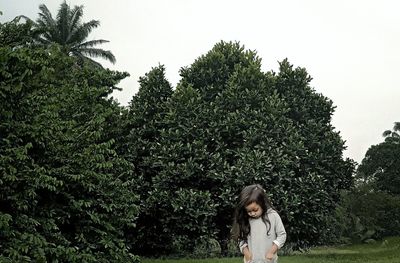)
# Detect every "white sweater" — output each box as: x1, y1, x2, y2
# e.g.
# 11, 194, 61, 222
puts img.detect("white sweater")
239, 209, 287, 263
